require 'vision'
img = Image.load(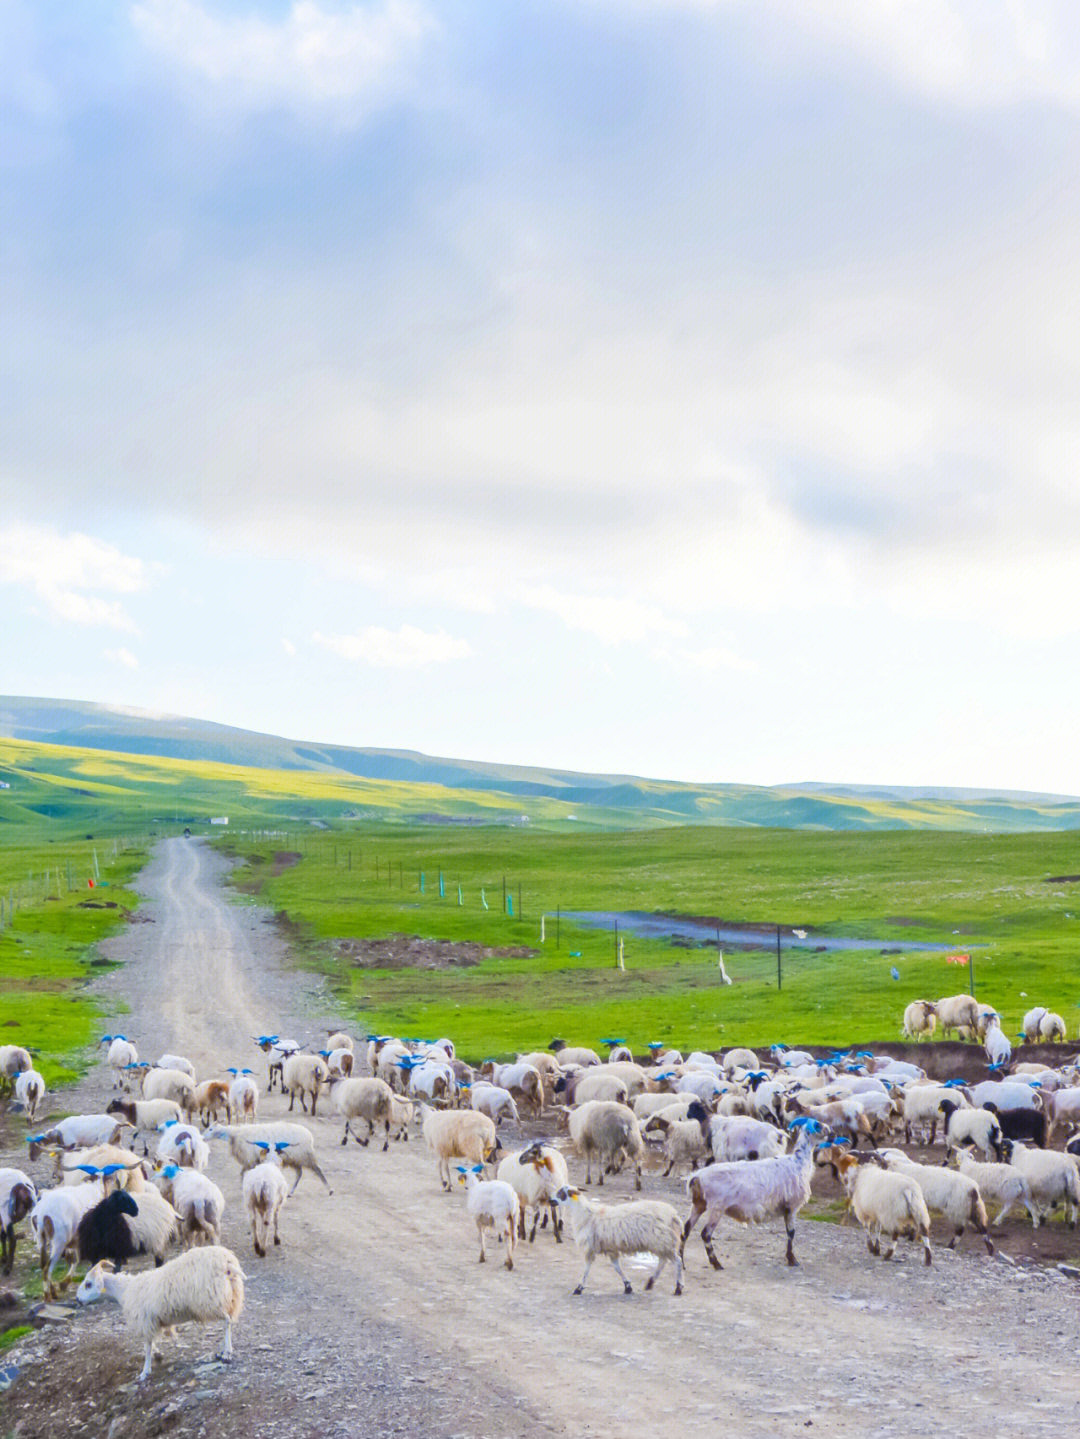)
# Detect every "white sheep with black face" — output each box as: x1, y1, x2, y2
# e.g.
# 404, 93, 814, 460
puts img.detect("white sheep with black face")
76, 1245, 245, 1383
